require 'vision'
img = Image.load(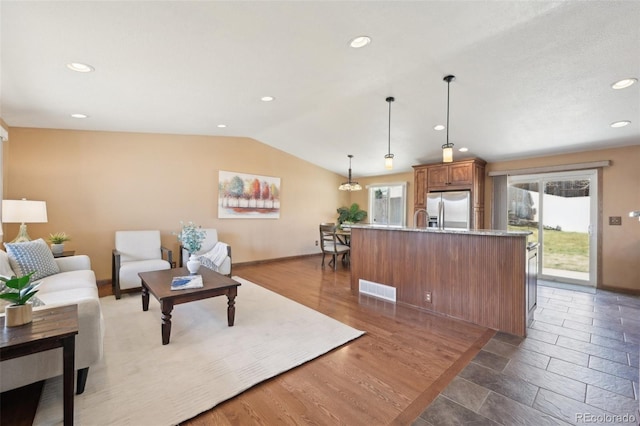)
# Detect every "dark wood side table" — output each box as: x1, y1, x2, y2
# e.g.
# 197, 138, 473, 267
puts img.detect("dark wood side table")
53, 250, 76, 258
0, 304, 79, 426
